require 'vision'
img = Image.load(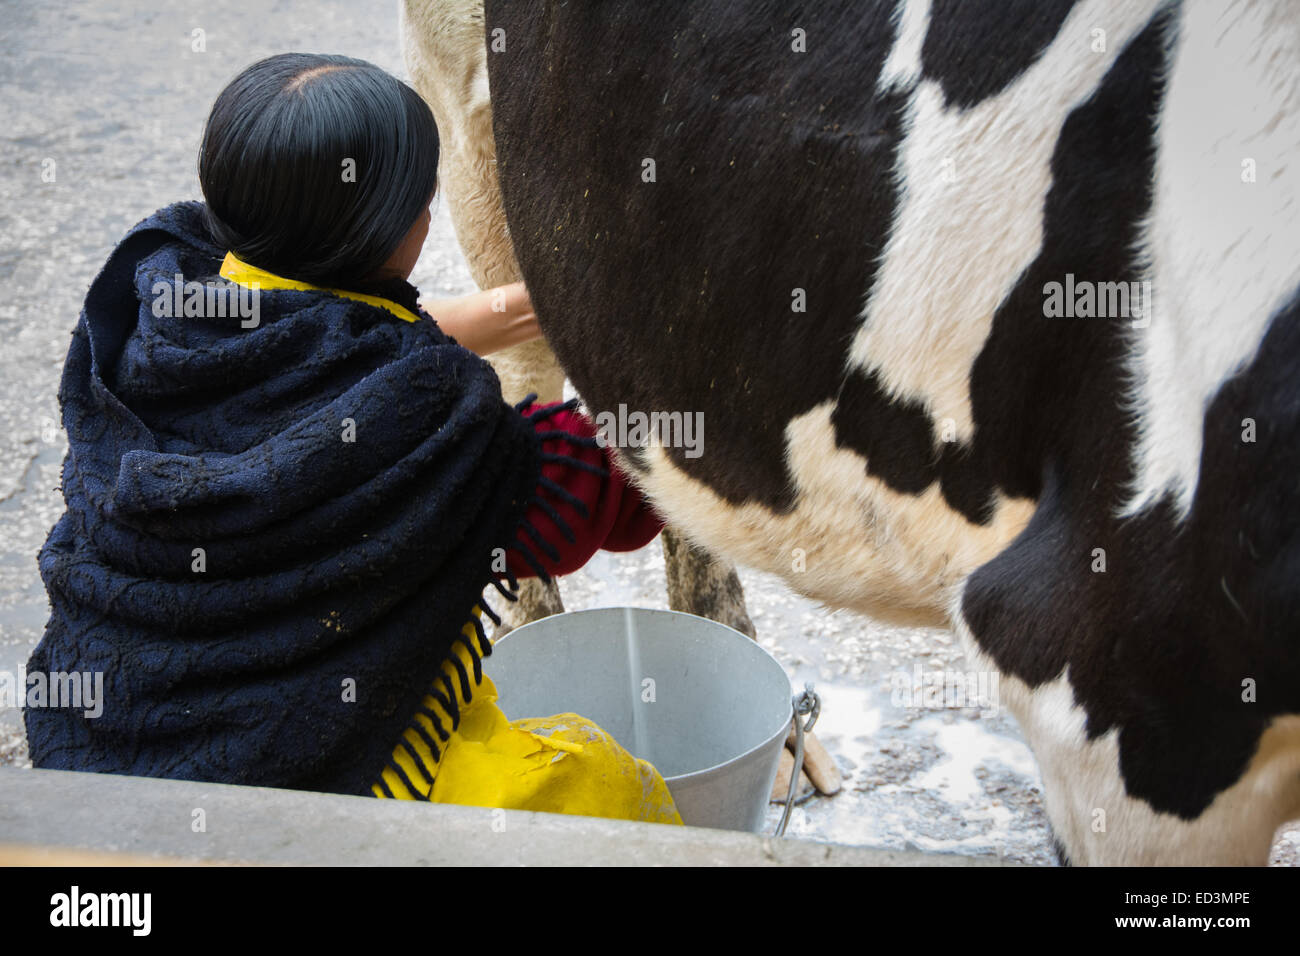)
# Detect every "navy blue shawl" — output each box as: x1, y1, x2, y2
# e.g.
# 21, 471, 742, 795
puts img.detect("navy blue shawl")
24, 201, 575, 795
